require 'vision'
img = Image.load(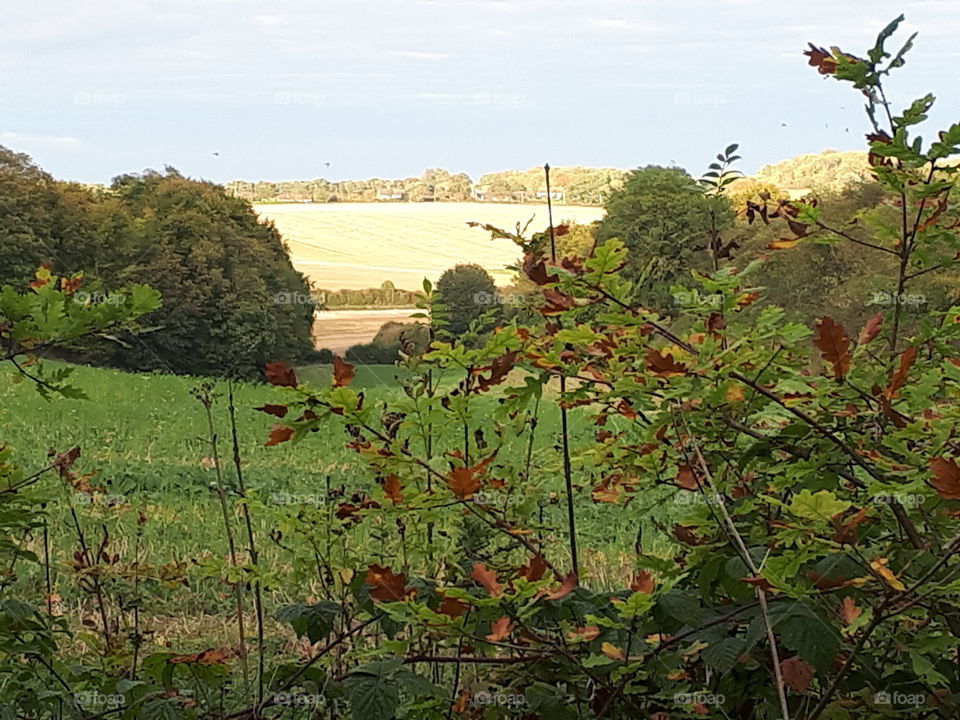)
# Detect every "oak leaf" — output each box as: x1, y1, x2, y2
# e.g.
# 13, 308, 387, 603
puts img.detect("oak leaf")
857, 312, 883, 346
567, 625, 600, 642
486, 616, 515, 642
382, 475, 403, 505
437, 595, 469, 619
884, 346, 917, 399
332, 356, 355, 387
265, 425, 294, 446
870, 558, 906, 592
255, 404, 288, 418
471, 562, 504, 597
544, 572, 577, 600
781, 656, 814, 692
518, 555, 548, 582
930, 457, 960, 500
645, 348, 687, 377
600, 642, 625, 661
265, 361, 297, 387
839, 596, 862, 626
365, 564, 415, 602
813, 317, 851, 379
630, 570, 655, 594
